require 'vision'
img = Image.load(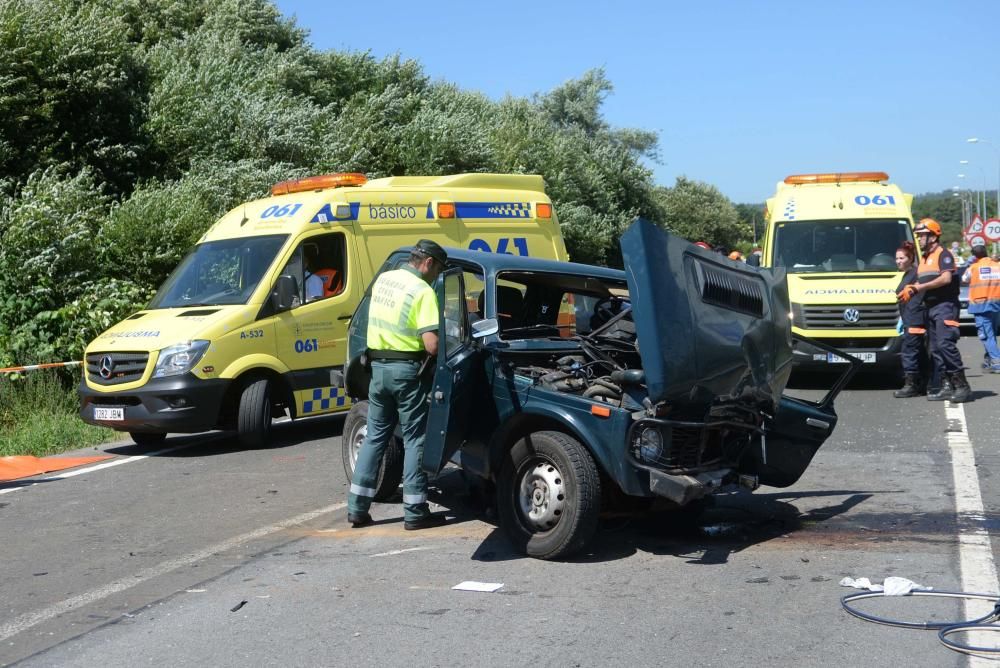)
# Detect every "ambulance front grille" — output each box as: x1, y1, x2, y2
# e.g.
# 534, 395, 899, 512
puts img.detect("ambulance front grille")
803, 305, 898, 329
86, 352, 150, 386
